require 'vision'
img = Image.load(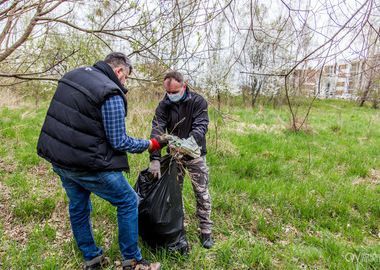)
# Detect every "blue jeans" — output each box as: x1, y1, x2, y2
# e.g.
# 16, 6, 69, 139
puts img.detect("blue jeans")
52, 165, 142, 261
